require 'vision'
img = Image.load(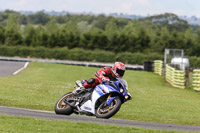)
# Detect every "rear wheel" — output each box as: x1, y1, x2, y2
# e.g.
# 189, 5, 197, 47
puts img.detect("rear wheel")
55, 92, 74, 115
95, 97, 121, 119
